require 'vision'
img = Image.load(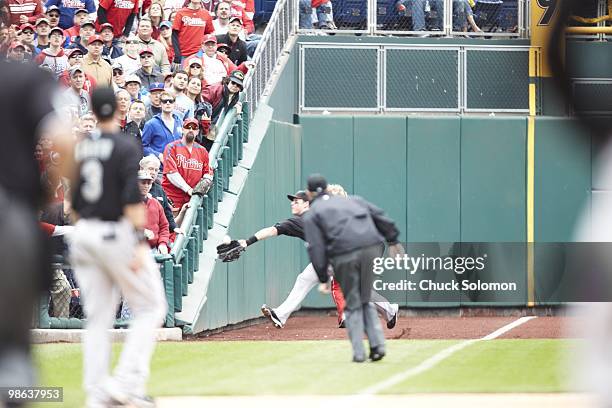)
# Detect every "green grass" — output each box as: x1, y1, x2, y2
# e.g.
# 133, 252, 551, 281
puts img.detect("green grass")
33, 339, 574, 407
